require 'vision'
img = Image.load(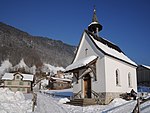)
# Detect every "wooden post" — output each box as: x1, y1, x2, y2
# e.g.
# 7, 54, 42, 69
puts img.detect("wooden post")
32, 92, 37, 112
133, 98, 140, 113
137, 98, 141, 113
